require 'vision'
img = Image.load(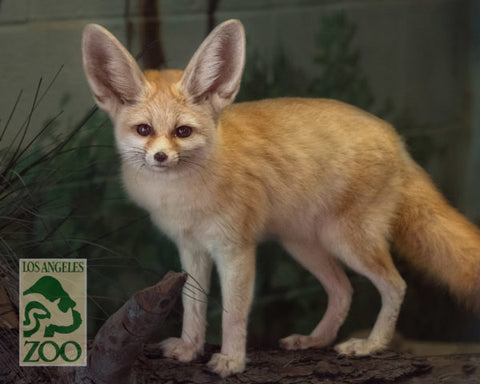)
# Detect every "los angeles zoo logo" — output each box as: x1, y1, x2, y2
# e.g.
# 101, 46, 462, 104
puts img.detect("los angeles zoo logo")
19, 259, 87, 366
